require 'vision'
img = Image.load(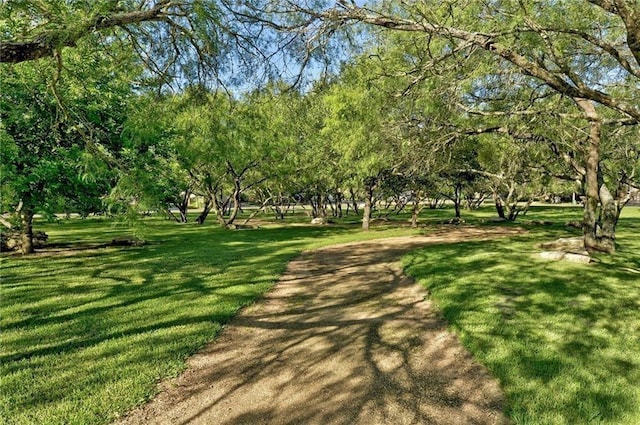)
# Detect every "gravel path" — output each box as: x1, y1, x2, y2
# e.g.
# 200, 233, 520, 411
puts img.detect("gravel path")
117, 227, 521, 425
